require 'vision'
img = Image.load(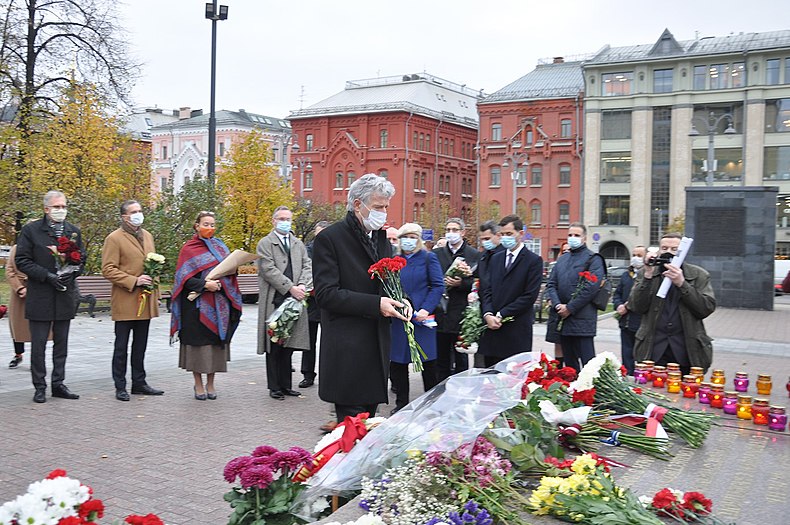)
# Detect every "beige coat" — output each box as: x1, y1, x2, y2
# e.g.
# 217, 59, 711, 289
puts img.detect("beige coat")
256, 230, 312, 354
101, 227, 160, 321
6, 245, 33, 342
